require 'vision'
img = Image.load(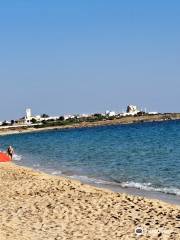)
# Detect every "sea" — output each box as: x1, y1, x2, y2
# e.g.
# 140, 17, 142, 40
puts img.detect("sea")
1, 120, 180, 204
